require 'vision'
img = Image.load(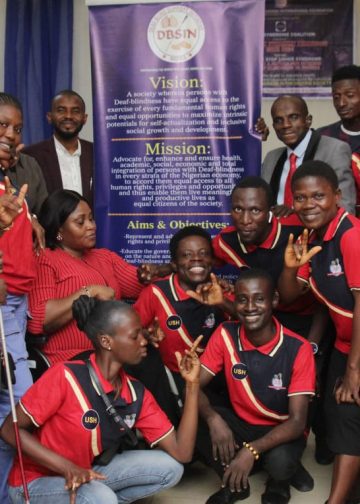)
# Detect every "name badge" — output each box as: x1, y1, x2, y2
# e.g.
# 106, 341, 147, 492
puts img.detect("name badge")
166, 314, 182, 330
231, 363, 248, 380
82, 409, 100, 430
